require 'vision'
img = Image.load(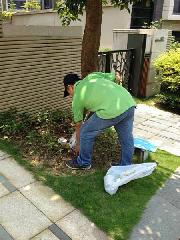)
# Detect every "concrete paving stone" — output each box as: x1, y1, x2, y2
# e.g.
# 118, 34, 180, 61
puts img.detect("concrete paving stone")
129, 195, 180, 240
0, 174, 16, 192
0, 151, 7, 158
20, 182, 75, 222
157, 174, 180, 209
150, 135, 171, 147
135, 104, 163, 115
164, 126, 180, 134
1, 179, 17, 193
0, 152, 11, 161
159, 143, 180, 156
159, 131, 180, 141
134, 116, 148, 124
135, 125, 162, 135
0, 225, 14, 240
0, 183, 9, 198
149, 116, 172, 127
0, 158, 35, 188
133, 123, 141, 128
174, 121, 180, 128
133, 129, 154, 139
31, 229, 60, 240
49, 224, 71, 240
155, 138, 174, 147
141, 120, 167, 130
0, 191, 52, 240
56, 209, 110, 240
0, 174, 7, 183
0, 155, 6, 161
150, 118, 173, 127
